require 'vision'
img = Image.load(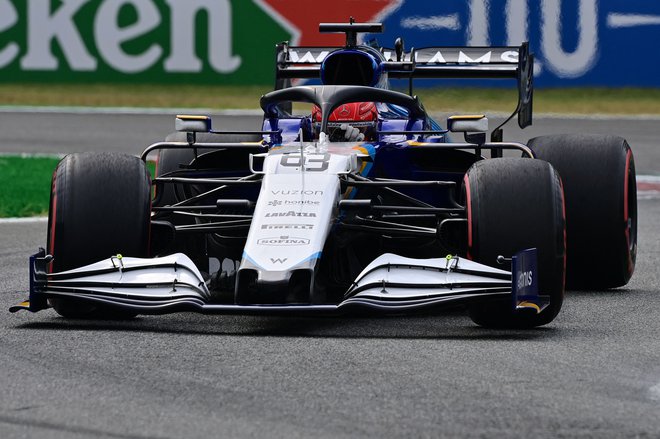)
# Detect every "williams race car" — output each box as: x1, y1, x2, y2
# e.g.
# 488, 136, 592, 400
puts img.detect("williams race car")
11, 21, 637, 328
